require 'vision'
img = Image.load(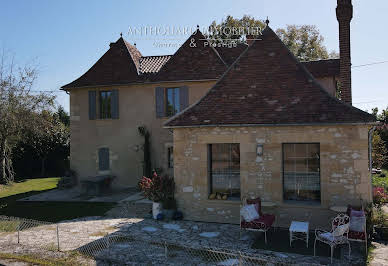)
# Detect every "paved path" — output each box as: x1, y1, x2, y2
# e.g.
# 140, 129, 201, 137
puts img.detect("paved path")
369, 203, 388, 265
